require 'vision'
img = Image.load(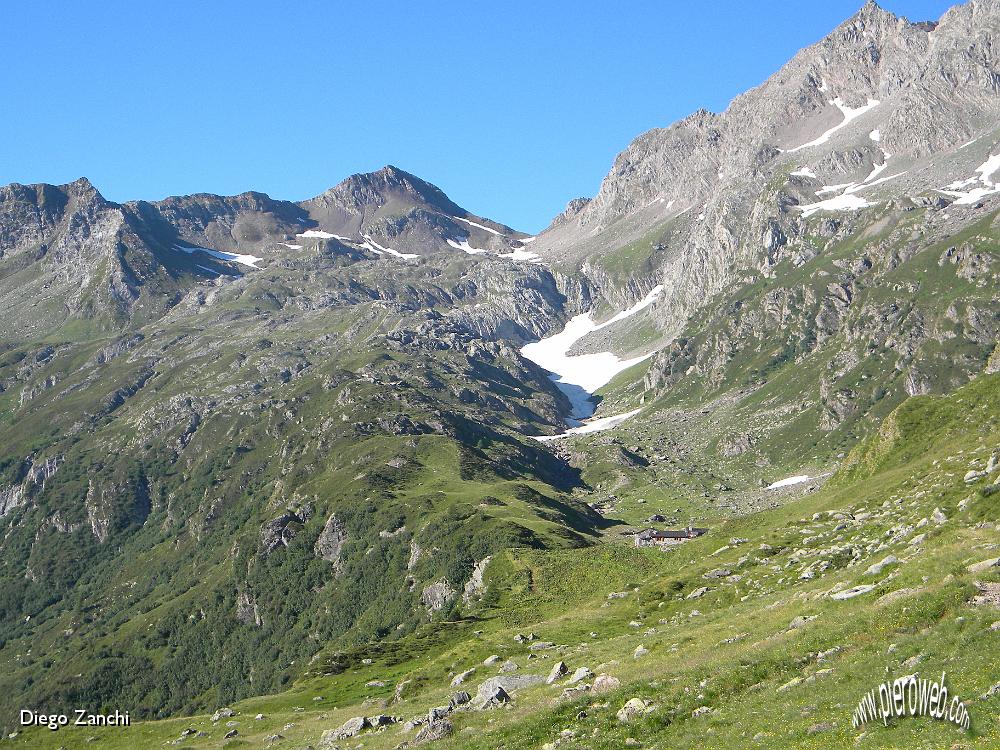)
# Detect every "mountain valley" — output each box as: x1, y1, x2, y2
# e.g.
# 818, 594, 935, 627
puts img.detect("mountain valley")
2, 1, 1000, 748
